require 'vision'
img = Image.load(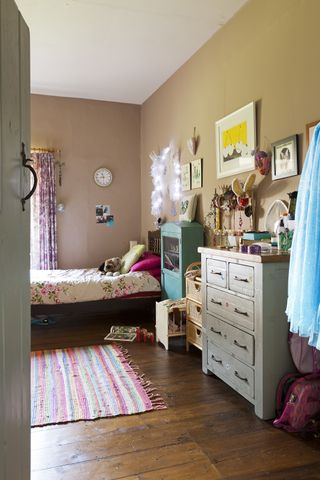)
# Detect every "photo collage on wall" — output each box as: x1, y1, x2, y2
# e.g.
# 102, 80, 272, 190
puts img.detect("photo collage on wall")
96, 205, 114, 226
